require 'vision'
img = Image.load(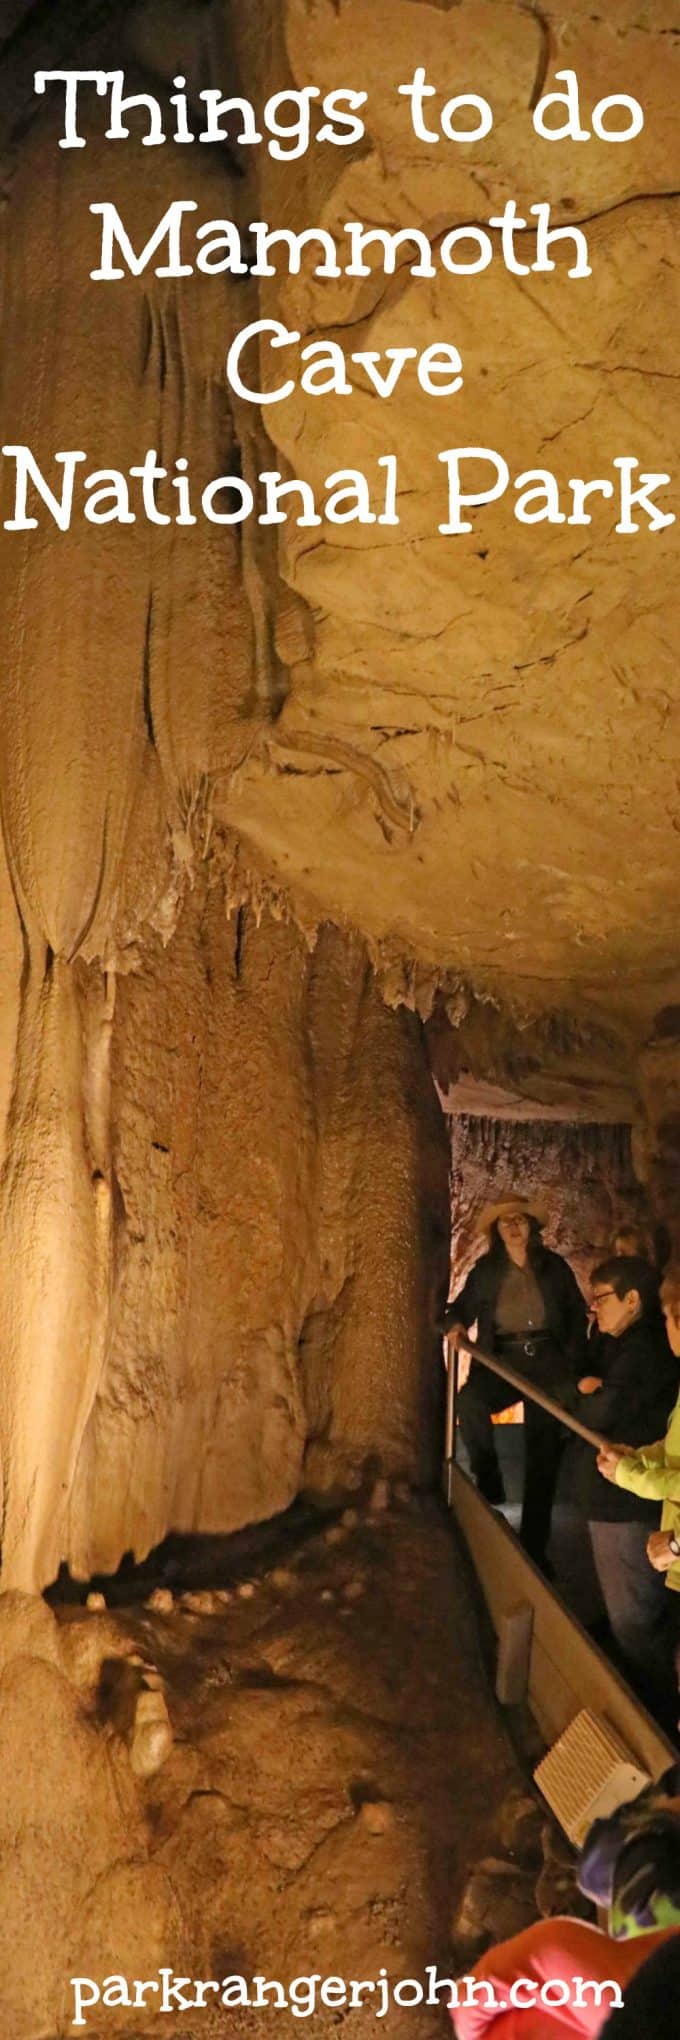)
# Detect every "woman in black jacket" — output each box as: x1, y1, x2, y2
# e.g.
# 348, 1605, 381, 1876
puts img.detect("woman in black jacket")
573, 1254, 678, 1709
444, 1195, 587, 1567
